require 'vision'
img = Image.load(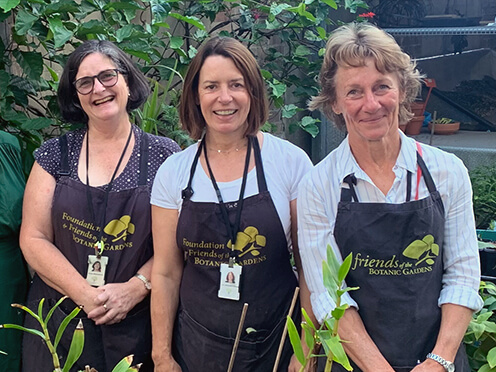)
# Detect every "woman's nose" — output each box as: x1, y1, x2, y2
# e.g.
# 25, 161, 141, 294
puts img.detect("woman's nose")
218, 86, 233, 103
92, 78, 106, 93
363, 90, 381, 111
